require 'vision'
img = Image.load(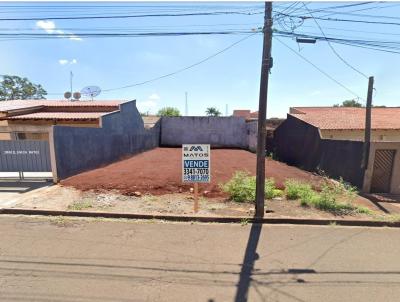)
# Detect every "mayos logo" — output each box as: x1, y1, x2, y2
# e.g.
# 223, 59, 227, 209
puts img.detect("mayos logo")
183, 145, 204, 152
